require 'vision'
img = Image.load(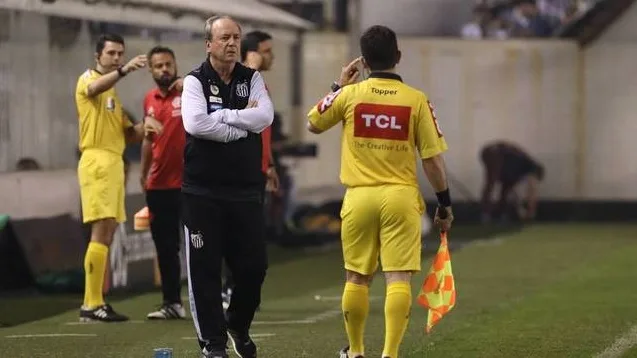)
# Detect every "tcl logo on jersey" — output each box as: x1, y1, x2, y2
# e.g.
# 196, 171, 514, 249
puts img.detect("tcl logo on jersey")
317, 89, 342, 114
354, 103, 411, 141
